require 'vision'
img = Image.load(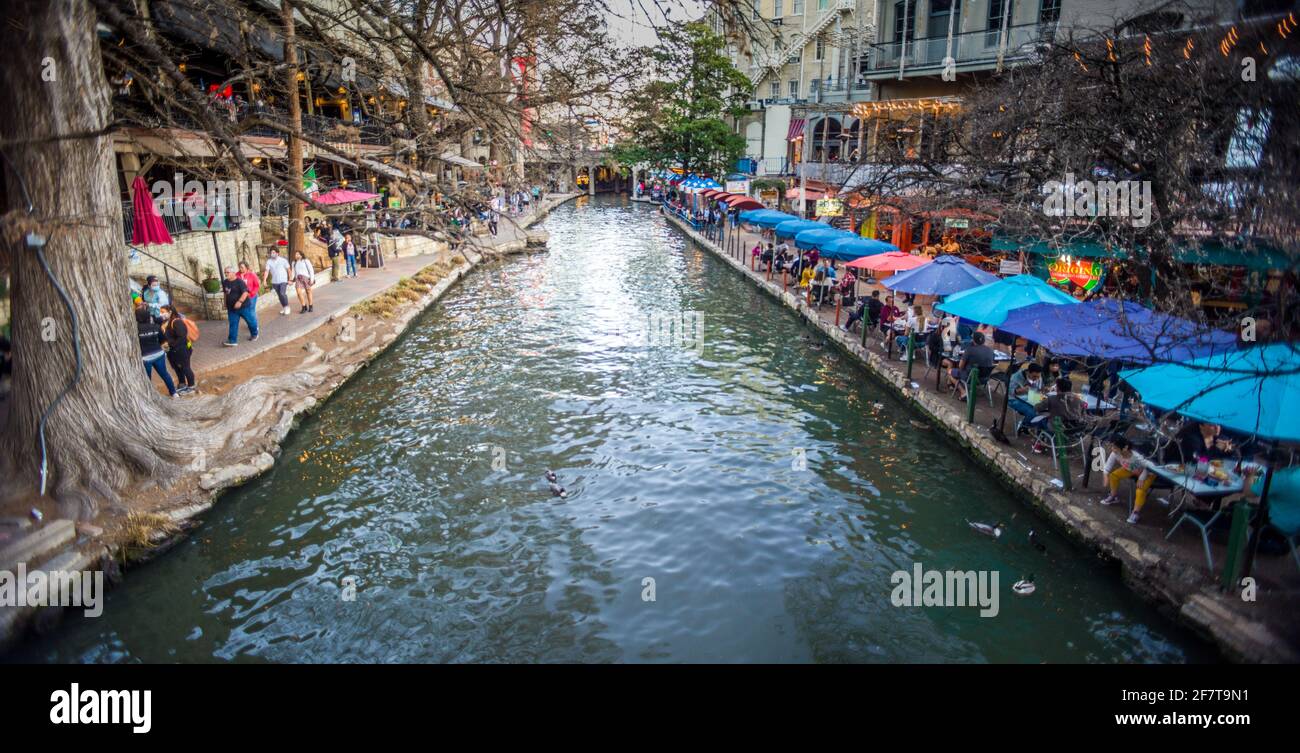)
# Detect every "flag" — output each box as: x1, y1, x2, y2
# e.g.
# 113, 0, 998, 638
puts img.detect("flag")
860, 211, 877, 239
303, 165, 318, 194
